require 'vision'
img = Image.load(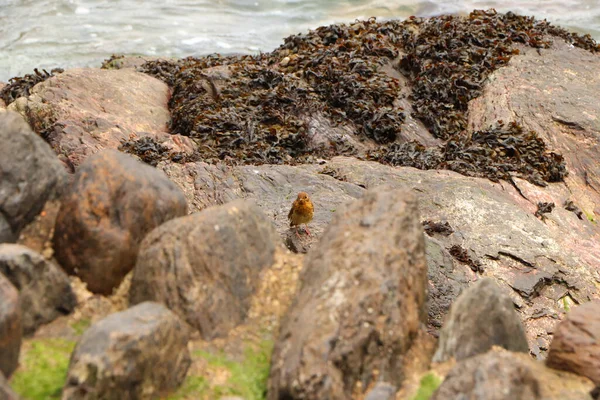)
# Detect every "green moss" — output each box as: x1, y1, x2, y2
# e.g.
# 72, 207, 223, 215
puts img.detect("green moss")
411, 373, 442, 400
168, 339, 274, 400
70, 319, 91, 336
584, 210, 596, 223
561, 295, 575, 313
167, 376, 210, 400
11, 338, 76, 400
